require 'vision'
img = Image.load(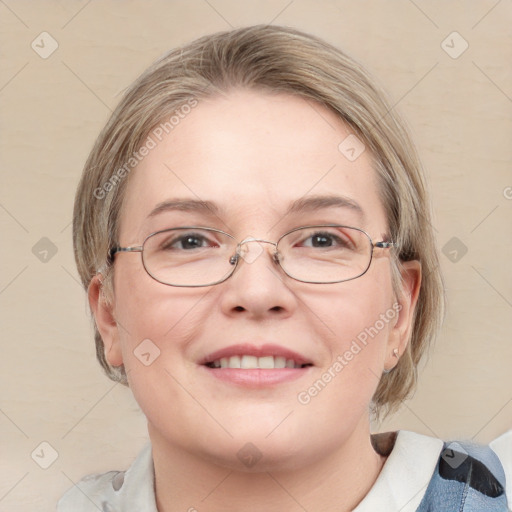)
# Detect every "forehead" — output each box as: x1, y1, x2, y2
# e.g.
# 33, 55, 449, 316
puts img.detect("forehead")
119, 89, 387, 239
